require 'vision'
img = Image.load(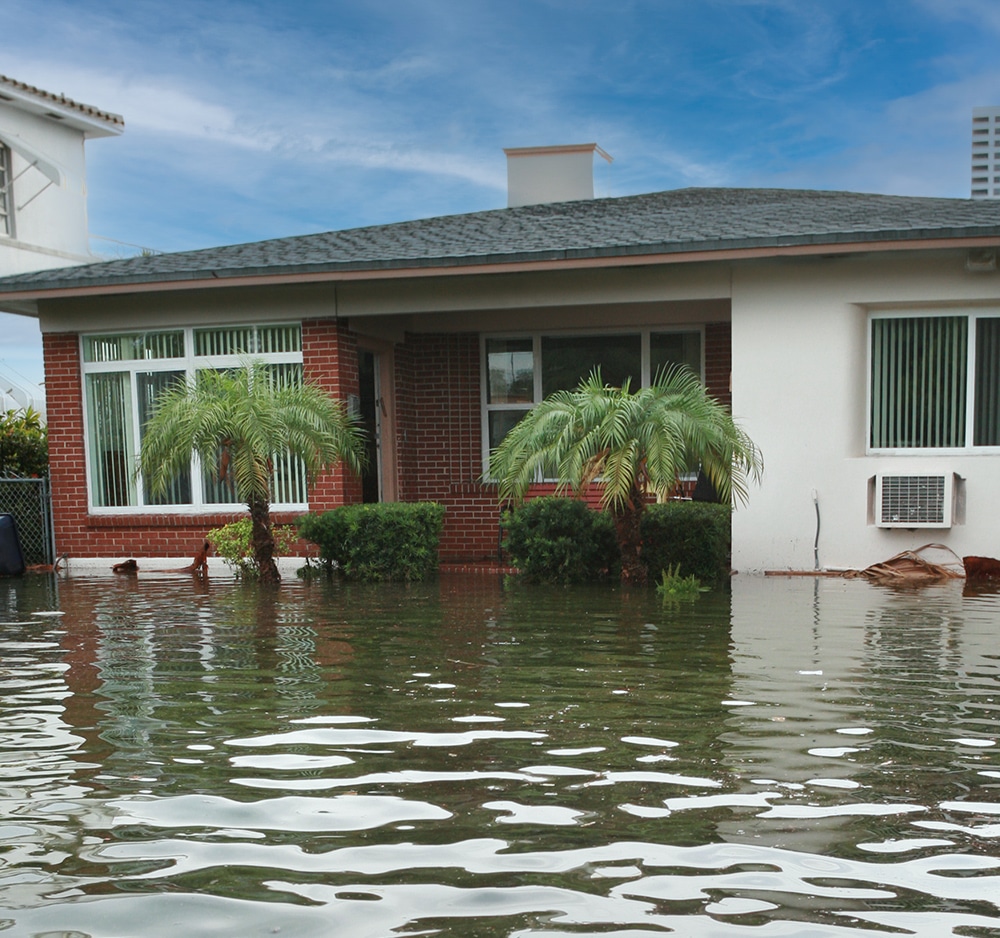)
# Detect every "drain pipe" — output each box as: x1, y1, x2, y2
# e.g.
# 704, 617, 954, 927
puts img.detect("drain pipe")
812, 489, 821, 570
